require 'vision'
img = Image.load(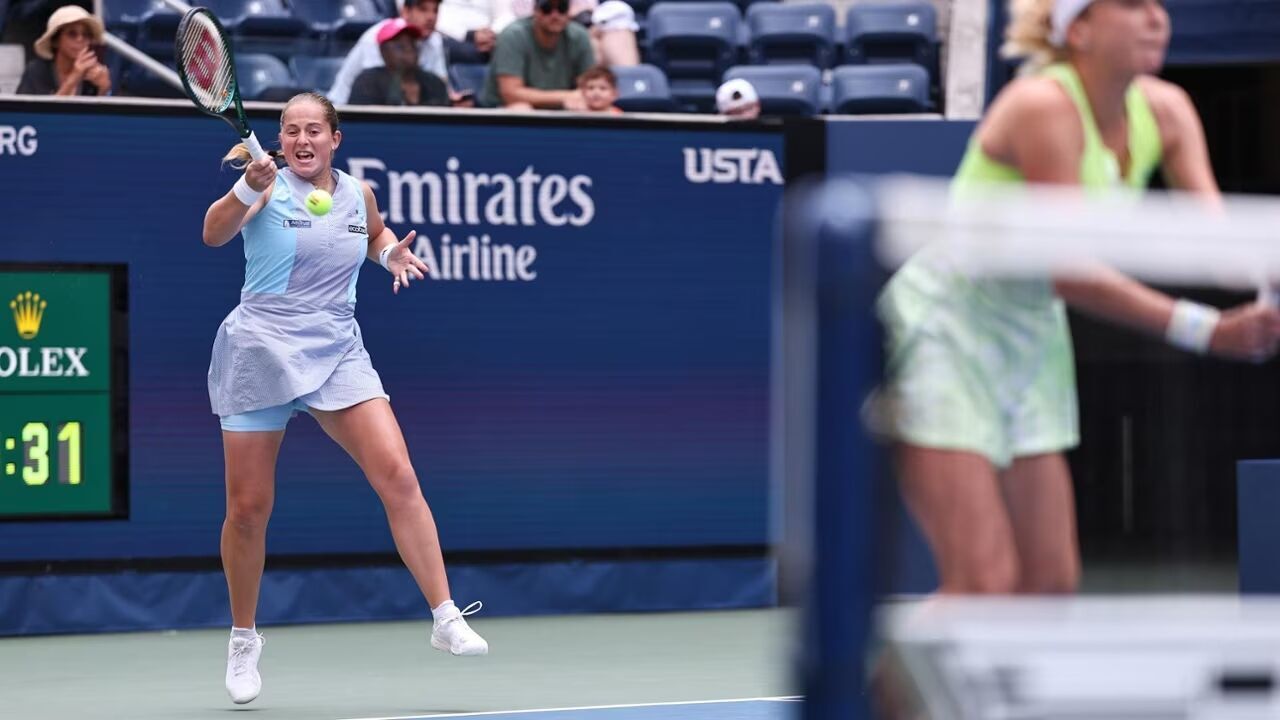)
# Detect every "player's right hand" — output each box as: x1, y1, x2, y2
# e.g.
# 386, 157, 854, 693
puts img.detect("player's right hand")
244, 155, 276, 193
1210, 302, 1280, 362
